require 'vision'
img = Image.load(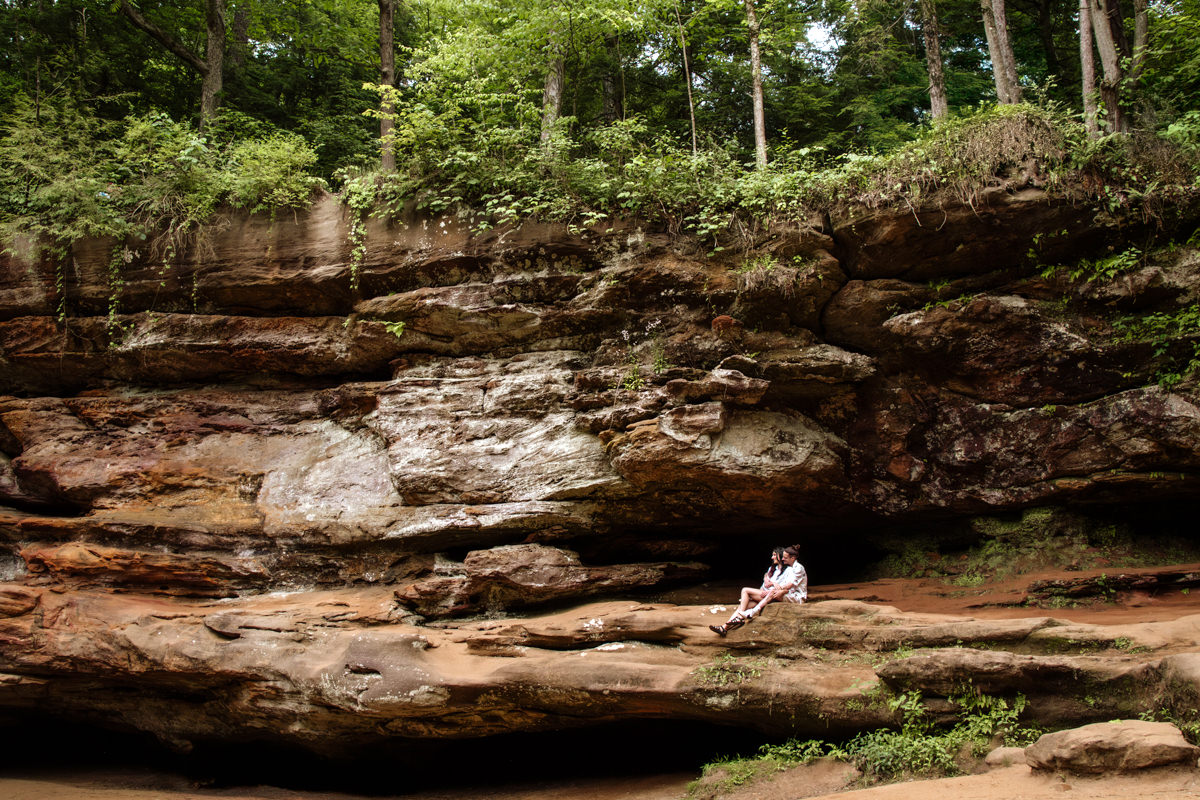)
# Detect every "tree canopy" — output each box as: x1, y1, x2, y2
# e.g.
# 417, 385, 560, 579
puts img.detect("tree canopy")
1, 0, 1198, 239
